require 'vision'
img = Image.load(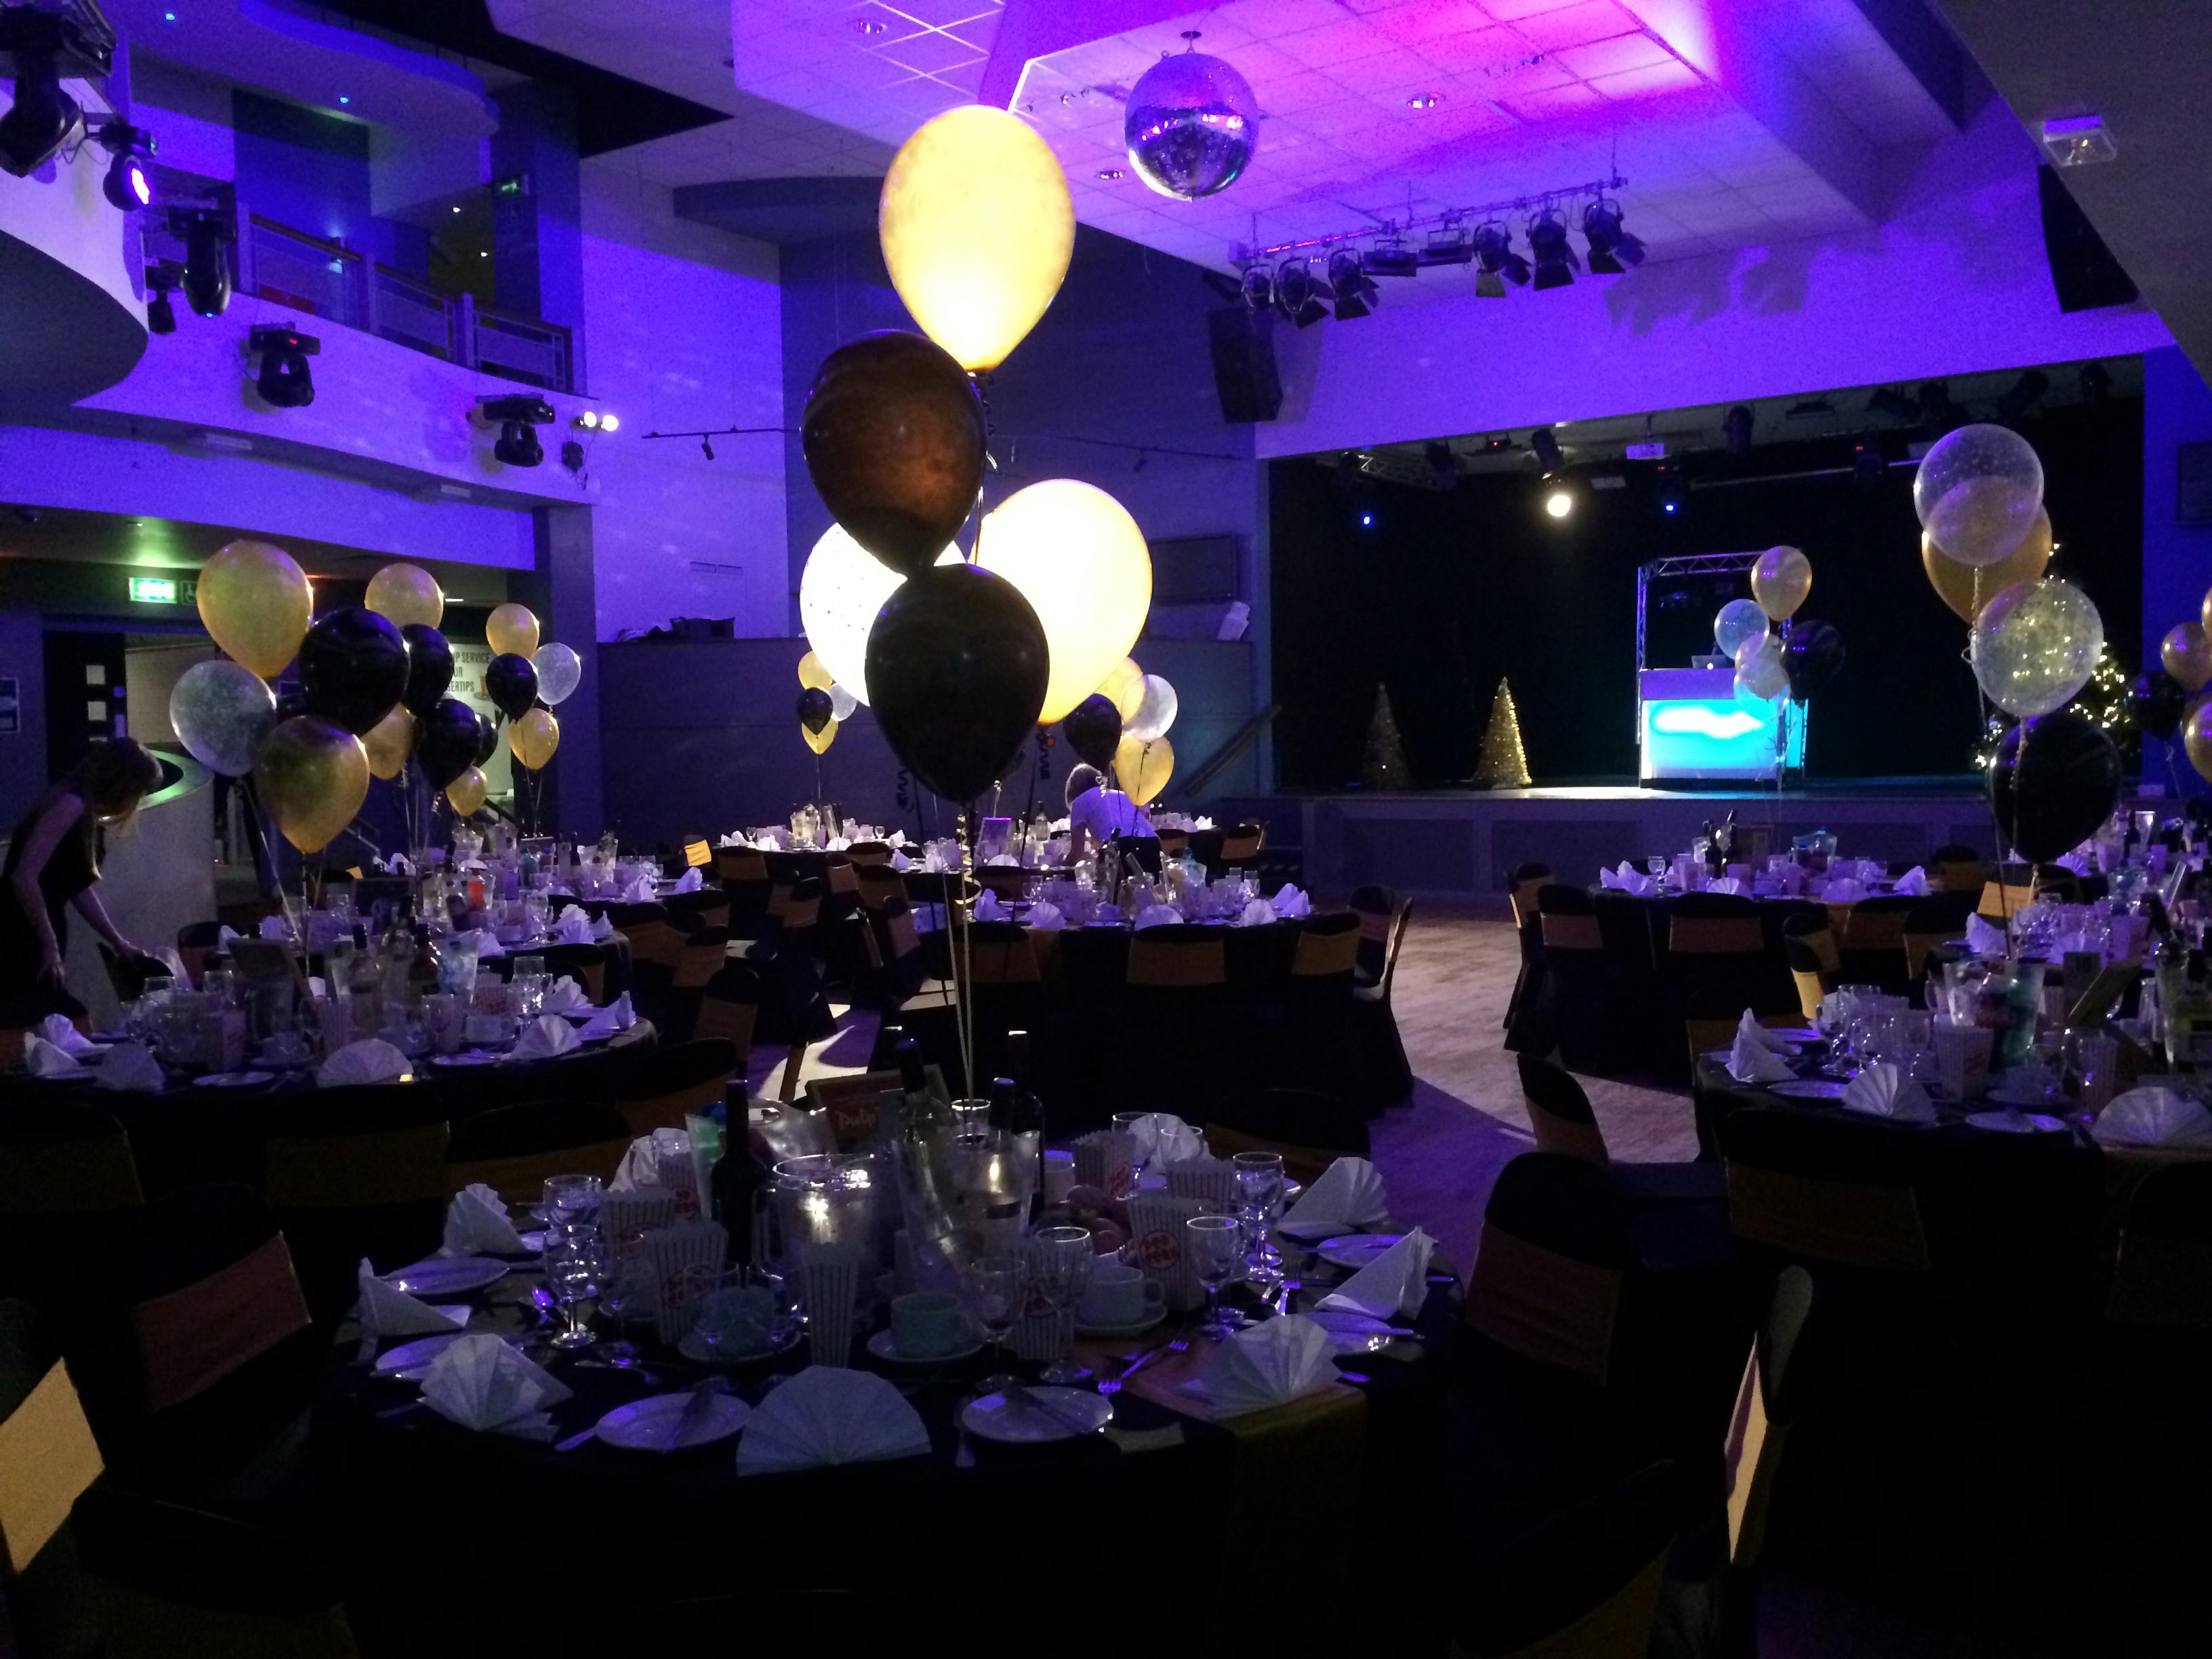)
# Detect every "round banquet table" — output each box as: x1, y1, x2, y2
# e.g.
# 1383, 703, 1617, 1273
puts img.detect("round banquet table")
312, 1231, 1460, 1654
